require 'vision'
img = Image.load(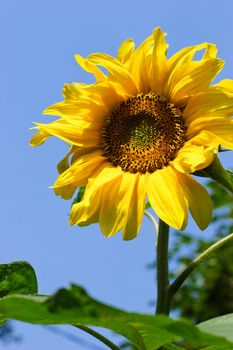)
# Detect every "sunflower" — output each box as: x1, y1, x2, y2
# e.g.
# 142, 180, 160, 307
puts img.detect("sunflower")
31, 28, 233, 240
